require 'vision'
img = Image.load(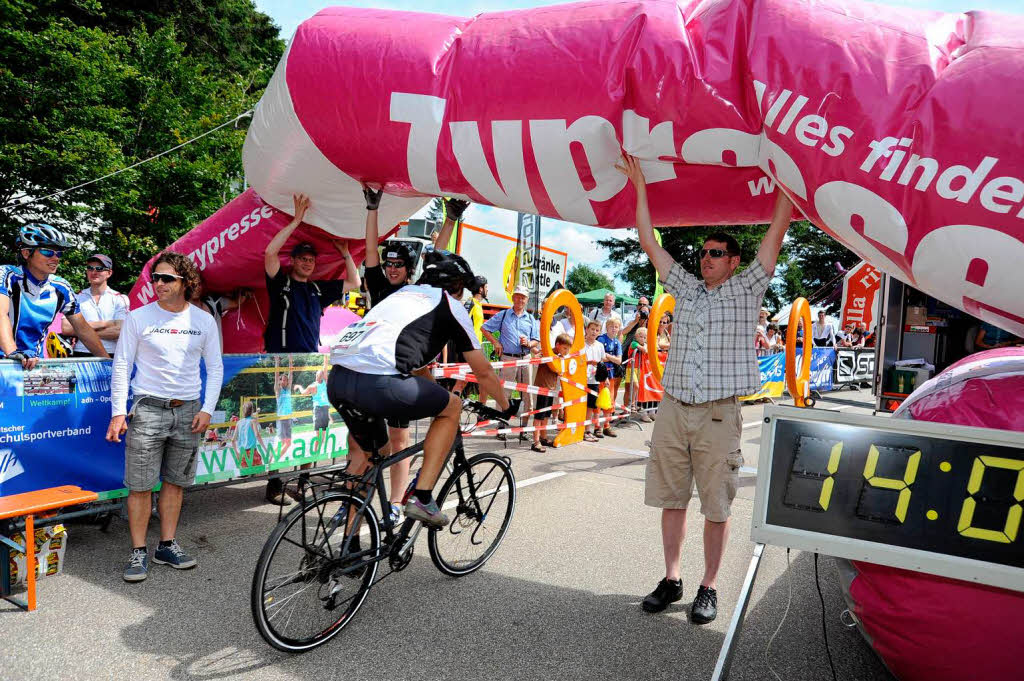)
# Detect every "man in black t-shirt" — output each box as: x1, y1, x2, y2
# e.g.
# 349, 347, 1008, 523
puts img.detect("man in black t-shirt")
262, 193, 360, 503
361, 186, 469, 524
264, 193, 360, 353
